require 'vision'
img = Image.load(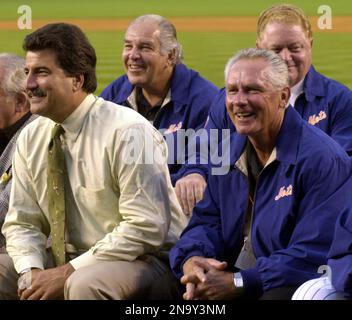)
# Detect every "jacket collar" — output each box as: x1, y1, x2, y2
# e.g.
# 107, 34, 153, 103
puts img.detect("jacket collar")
118, 64, 192, 113
230, 106, 302, 168
303, 65, 326, 102
169, 64, 194, 113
